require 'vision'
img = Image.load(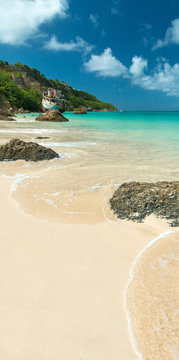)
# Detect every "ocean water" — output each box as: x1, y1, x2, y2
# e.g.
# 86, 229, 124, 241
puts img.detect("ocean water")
1, 111, 178, 223
15, 110, 179, 149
